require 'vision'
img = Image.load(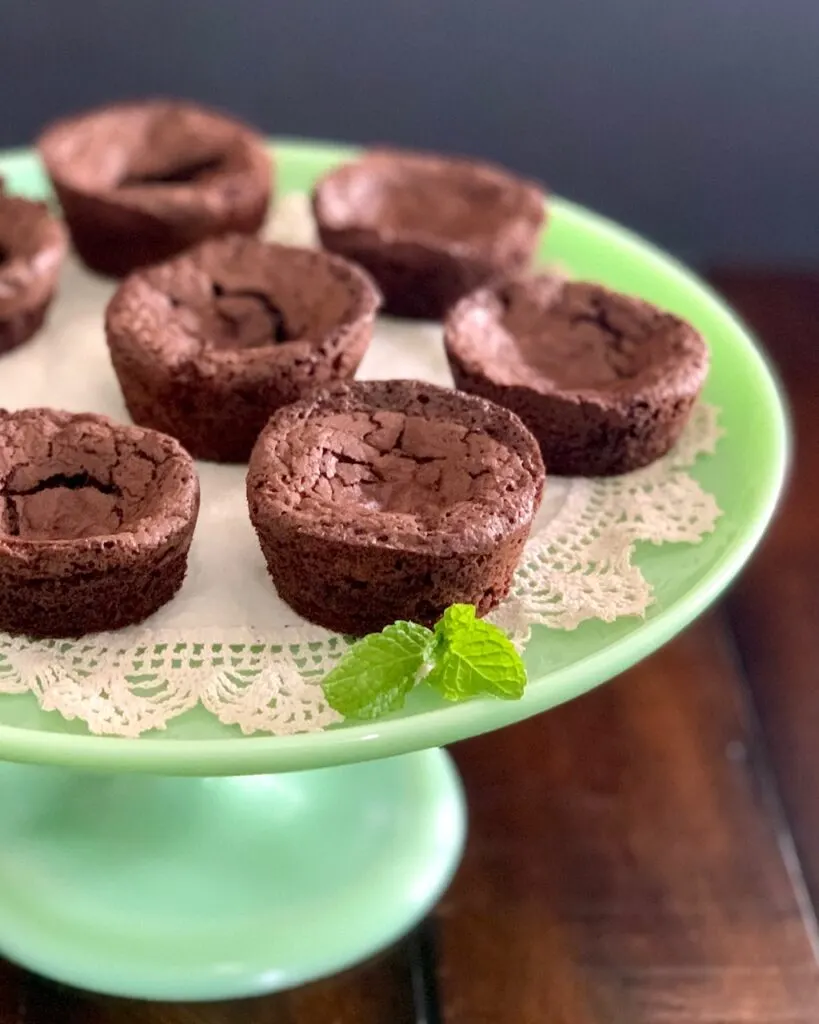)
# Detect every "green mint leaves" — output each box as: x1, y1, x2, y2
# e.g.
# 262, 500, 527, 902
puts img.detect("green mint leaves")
425, 604, 527, 702
320, 621, 434, 720
321, 604, 526, 721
